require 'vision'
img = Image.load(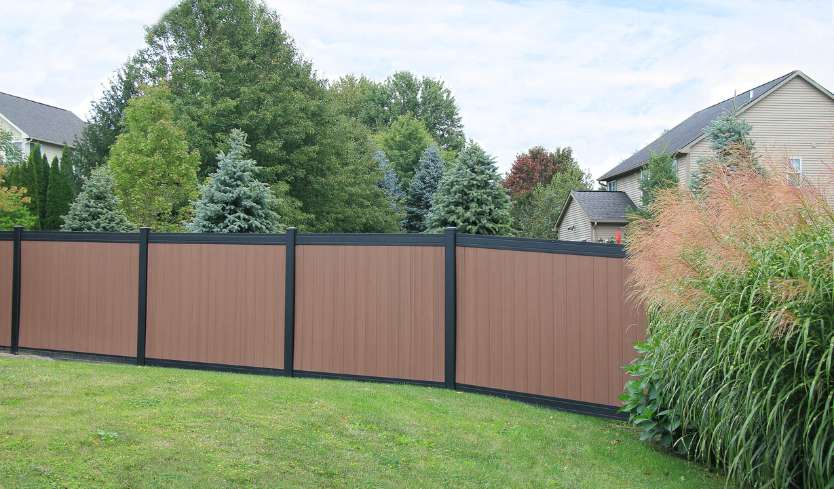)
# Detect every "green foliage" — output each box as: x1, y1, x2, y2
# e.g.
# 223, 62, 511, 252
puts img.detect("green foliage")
504, 146, 575, 198
638, 152, 678, 210
374, 114, 435, 186
512, 158, 592, 239
691, 111, 761, 193
42, 156, 75, 230
0, 129, 23, 166
403, 145, 445, 233
373, 150, 404, 214
62, 166, 133, 232
0, 167, 36, 230
427, 142, 512, 235
108, 85, 199, 230
188, 130, 280, 233
5, 144, 48, 228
